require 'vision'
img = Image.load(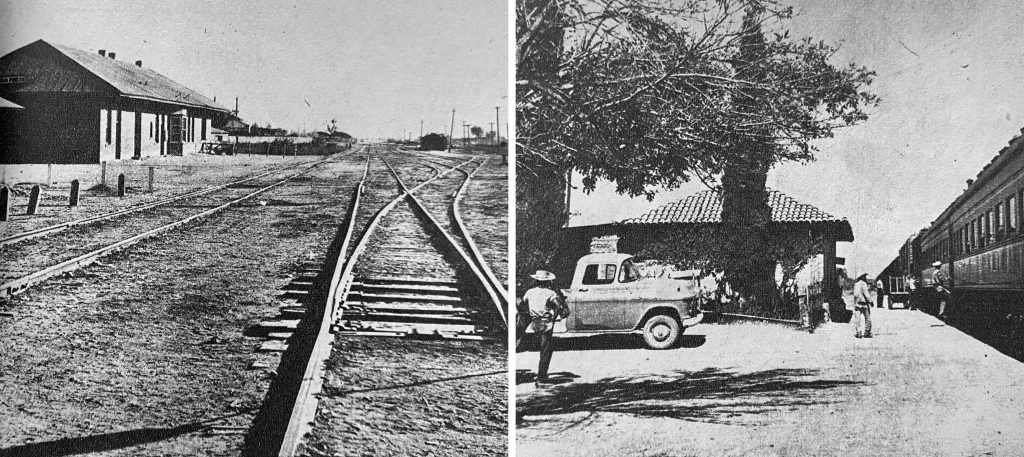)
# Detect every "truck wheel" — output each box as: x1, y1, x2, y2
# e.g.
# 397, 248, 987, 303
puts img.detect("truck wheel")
642, 315, 680, 349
